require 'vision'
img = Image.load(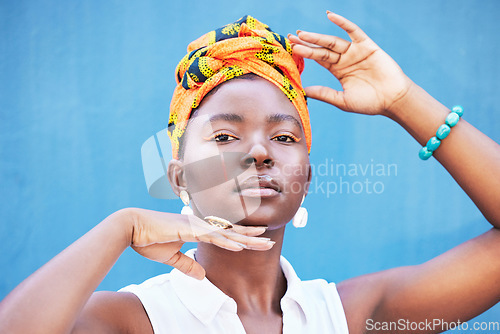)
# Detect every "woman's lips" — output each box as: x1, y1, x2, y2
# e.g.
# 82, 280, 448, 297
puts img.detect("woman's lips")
237, 175, 281, 198
239, 187, 280, 198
